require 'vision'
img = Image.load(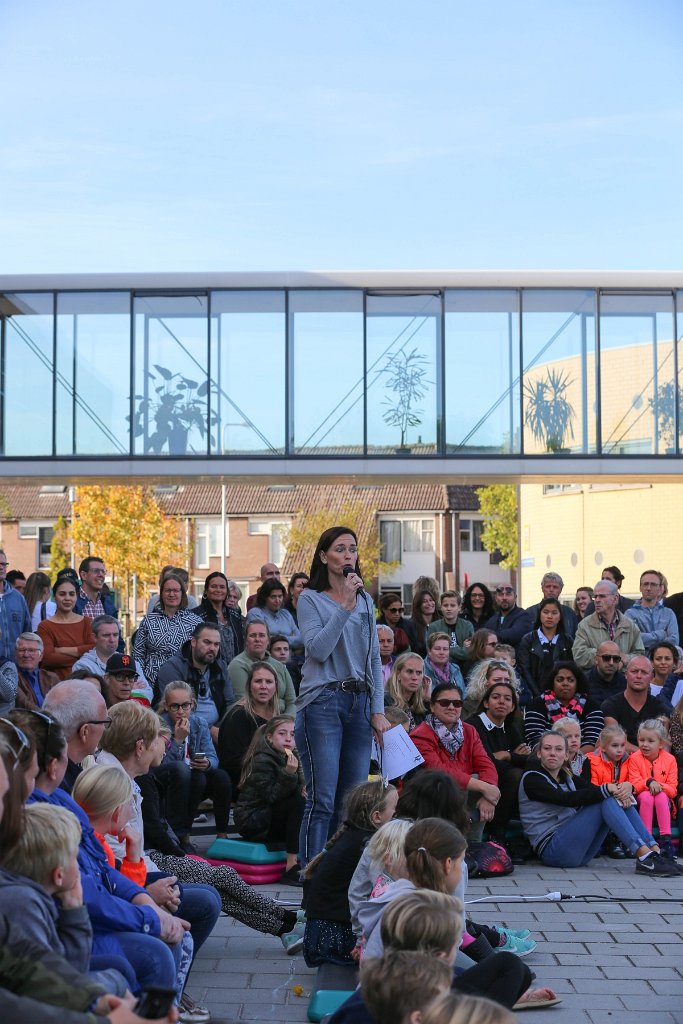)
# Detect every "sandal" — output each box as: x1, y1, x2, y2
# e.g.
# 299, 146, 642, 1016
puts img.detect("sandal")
513, 987, 562, 1011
